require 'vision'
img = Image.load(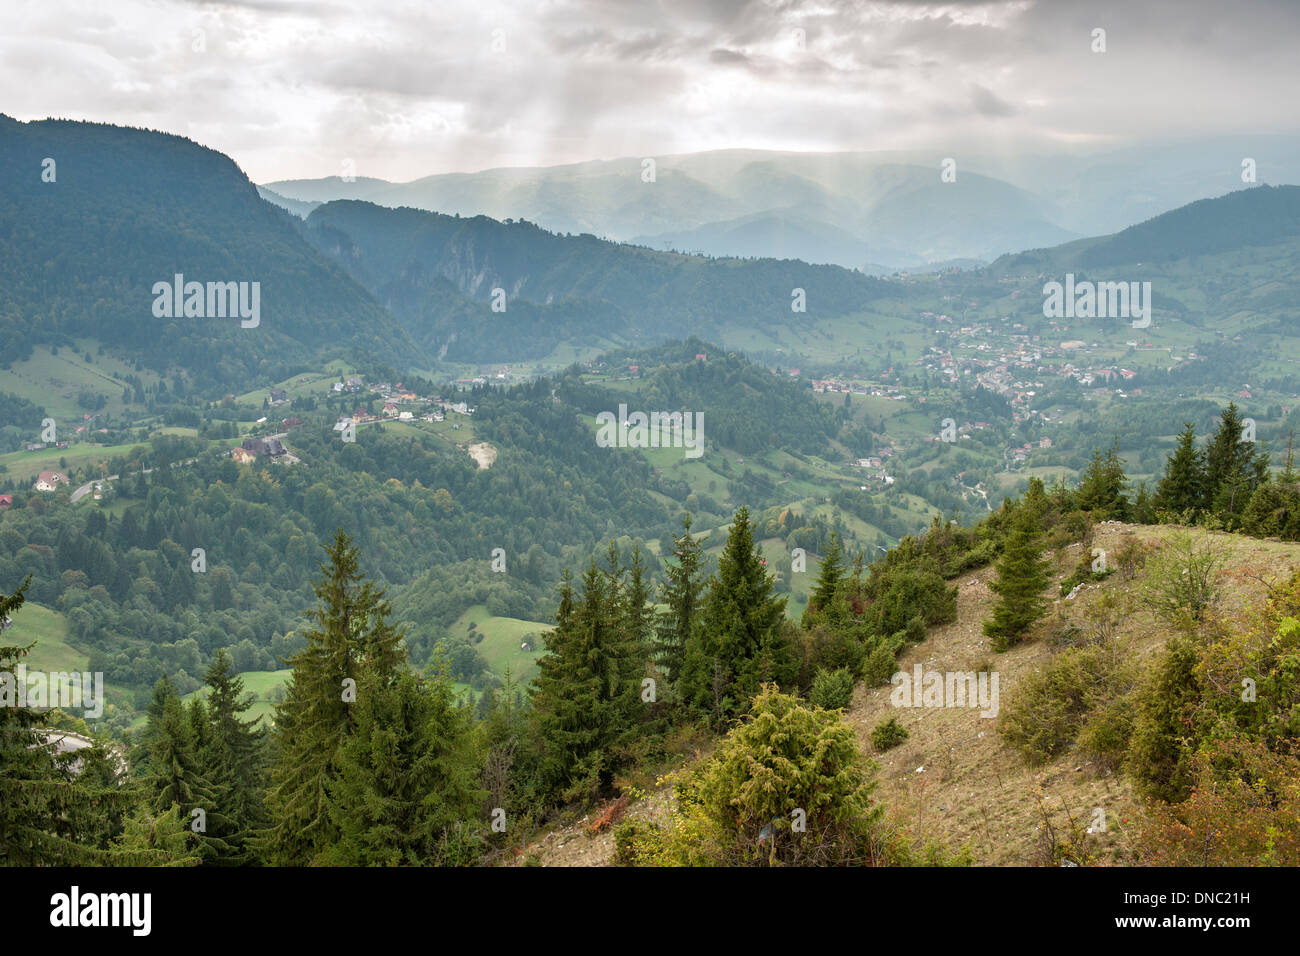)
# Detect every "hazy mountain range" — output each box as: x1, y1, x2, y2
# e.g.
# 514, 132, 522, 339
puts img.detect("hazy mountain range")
261, 137, 1300, 272
4, 113, 1300, 386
